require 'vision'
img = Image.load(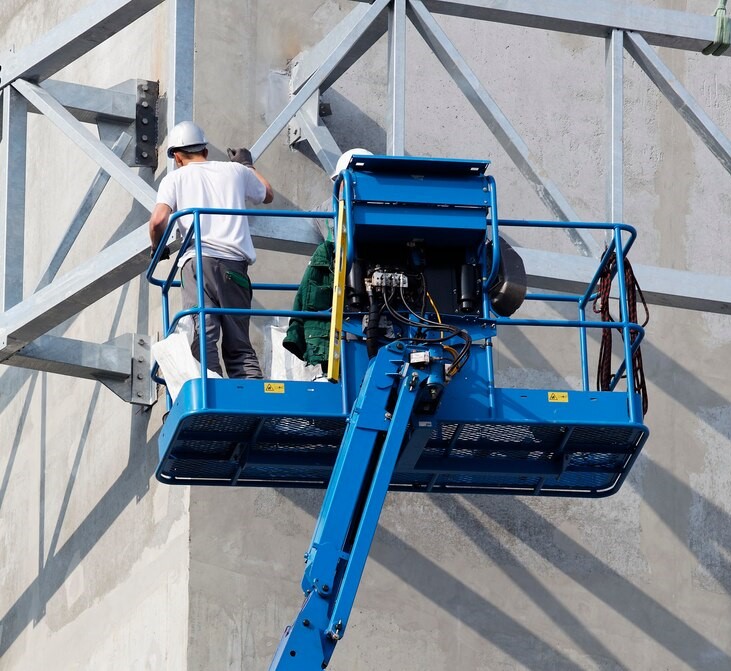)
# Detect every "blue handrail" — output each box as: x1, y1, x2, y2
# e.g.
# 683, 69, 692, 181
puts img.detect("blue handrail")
147, 205, 645, 419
